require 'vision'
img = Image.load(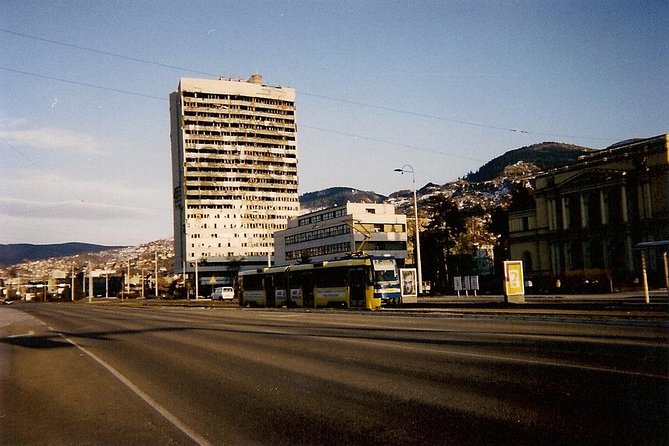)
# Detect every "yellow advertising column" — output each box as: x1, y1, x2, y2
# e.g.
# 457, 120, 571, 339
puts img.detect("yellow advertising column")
503, 260, 526, 304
